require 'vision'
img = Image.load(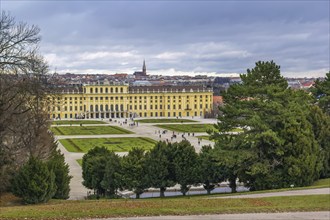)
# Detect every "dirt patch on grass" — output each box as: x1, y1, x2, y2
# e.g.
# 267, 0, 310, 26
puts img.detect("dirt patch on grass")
0, 193, 22, 207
